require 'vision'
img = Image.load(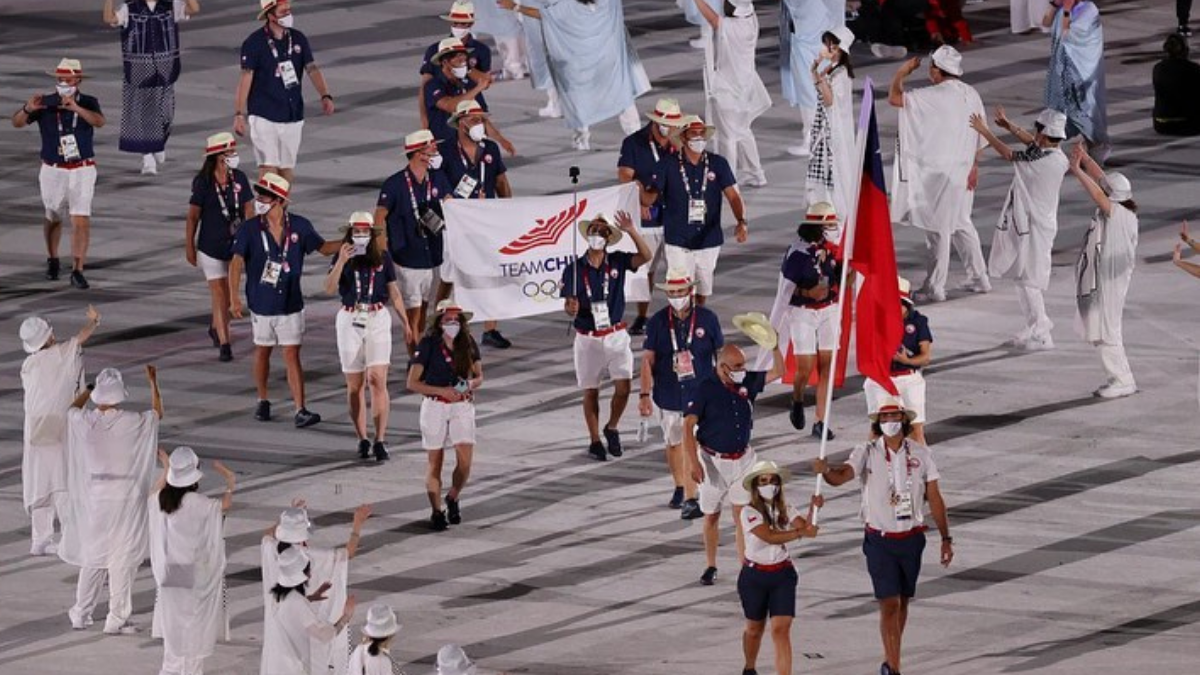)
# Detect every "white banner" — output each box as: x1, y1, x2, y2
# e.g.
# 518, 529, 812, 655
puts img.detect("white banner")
443, 183, 641, 321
